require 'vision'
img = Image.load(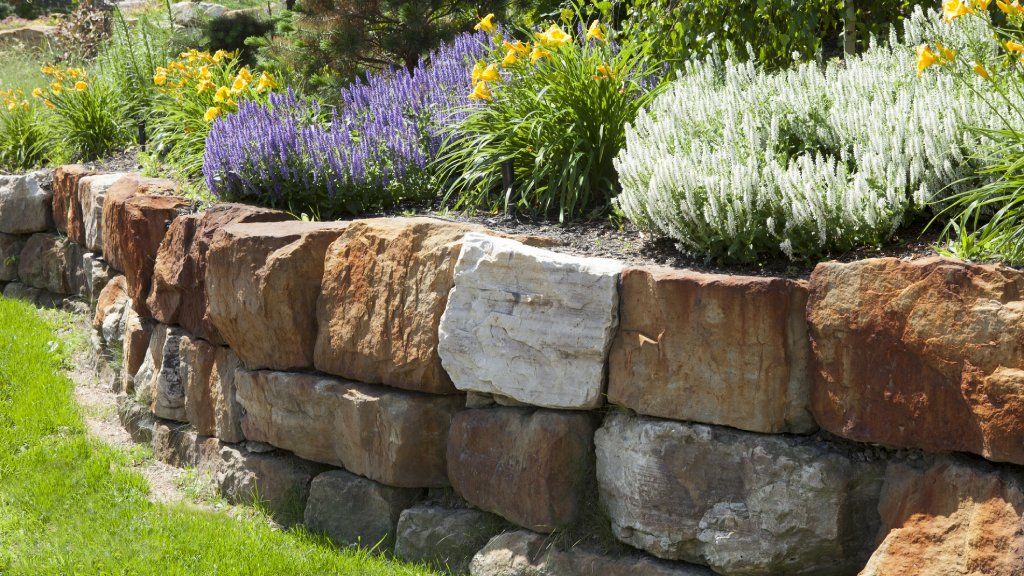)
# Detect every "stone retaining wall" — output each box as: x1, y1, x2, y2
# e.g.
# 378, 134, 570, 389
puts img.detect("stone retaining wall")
3, 167, 1024, 575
